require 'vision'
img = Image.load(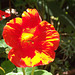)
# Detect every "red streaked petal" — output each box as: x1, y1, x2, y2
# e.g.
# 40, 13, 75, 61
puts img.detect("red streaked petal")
21, 50, 55, 67
0, 10, 6, 15
33, 21, 60, 51
8, 47, 37, 67
8, 48, 27, 67
3, 17, 22, 47
22, 9, 42, 28
46, 30, 60, 50
7, 17, 22, 25
8, 48, 55, 67
4, 13, 10, 17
